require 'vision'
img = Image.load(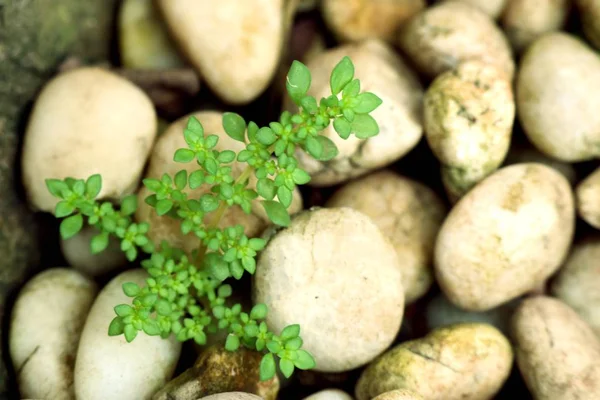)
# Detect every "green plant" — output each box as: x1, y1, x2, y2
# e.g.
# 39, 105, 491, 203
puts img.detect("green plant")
45, 57, 381, 381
